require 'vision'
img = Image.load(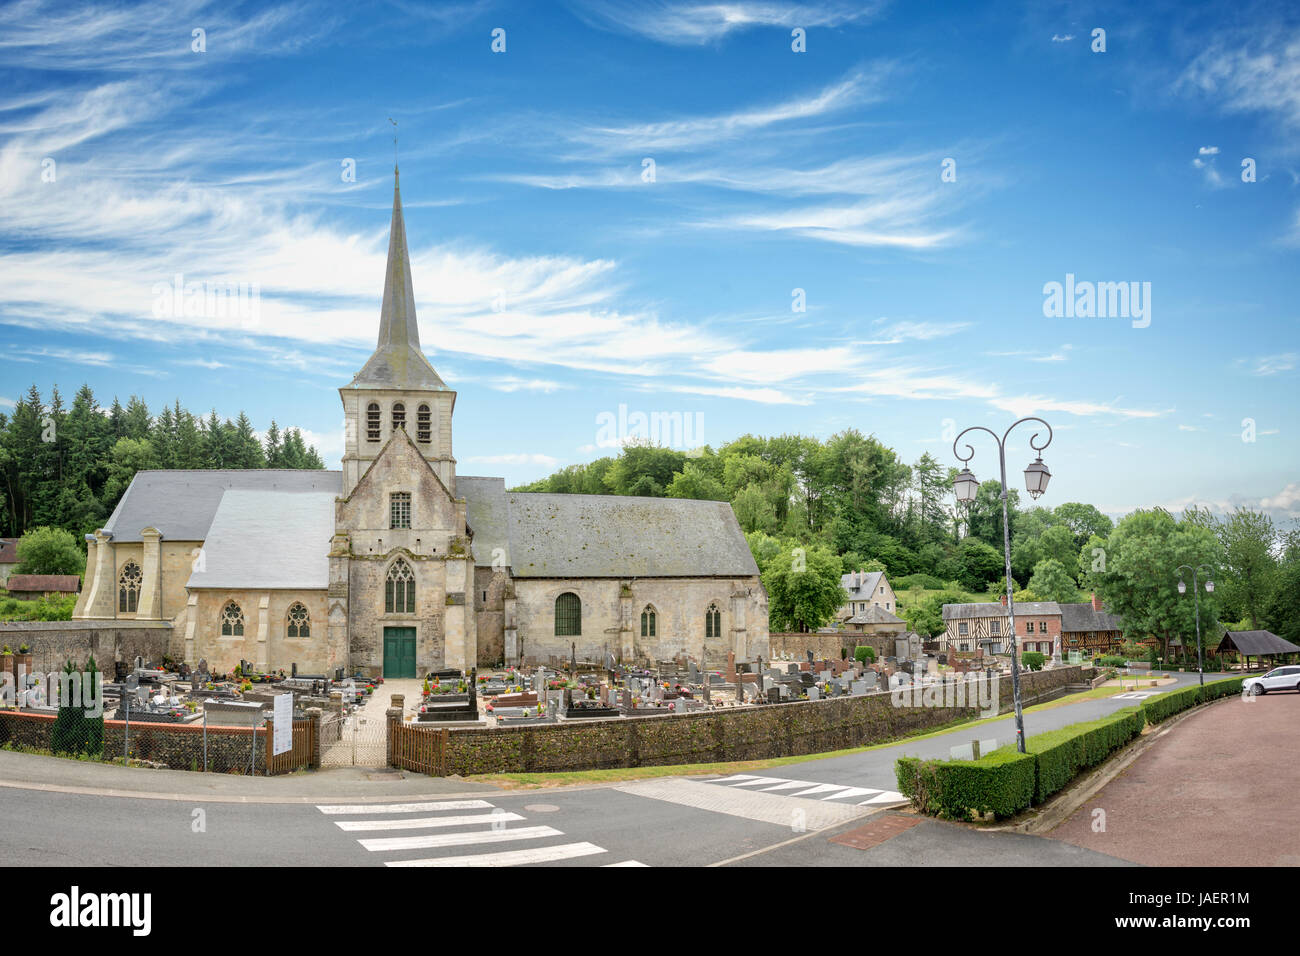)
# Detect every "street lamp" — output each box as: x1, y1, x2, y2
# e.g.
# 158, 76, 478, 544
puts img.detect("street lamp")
952, 416, 1054, 755
1175, 564, 1214, 687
